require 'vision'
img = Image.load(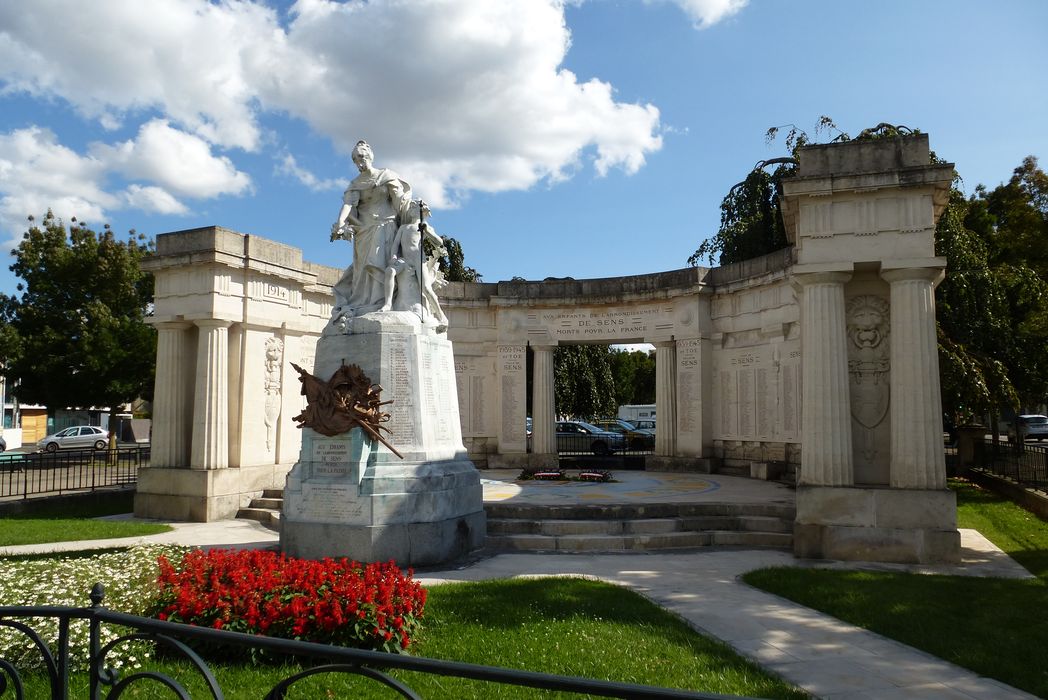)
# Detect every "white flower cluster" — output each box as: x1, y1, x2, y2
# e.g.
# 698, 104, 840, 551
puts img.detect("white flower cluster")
0, 545, 188, 673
